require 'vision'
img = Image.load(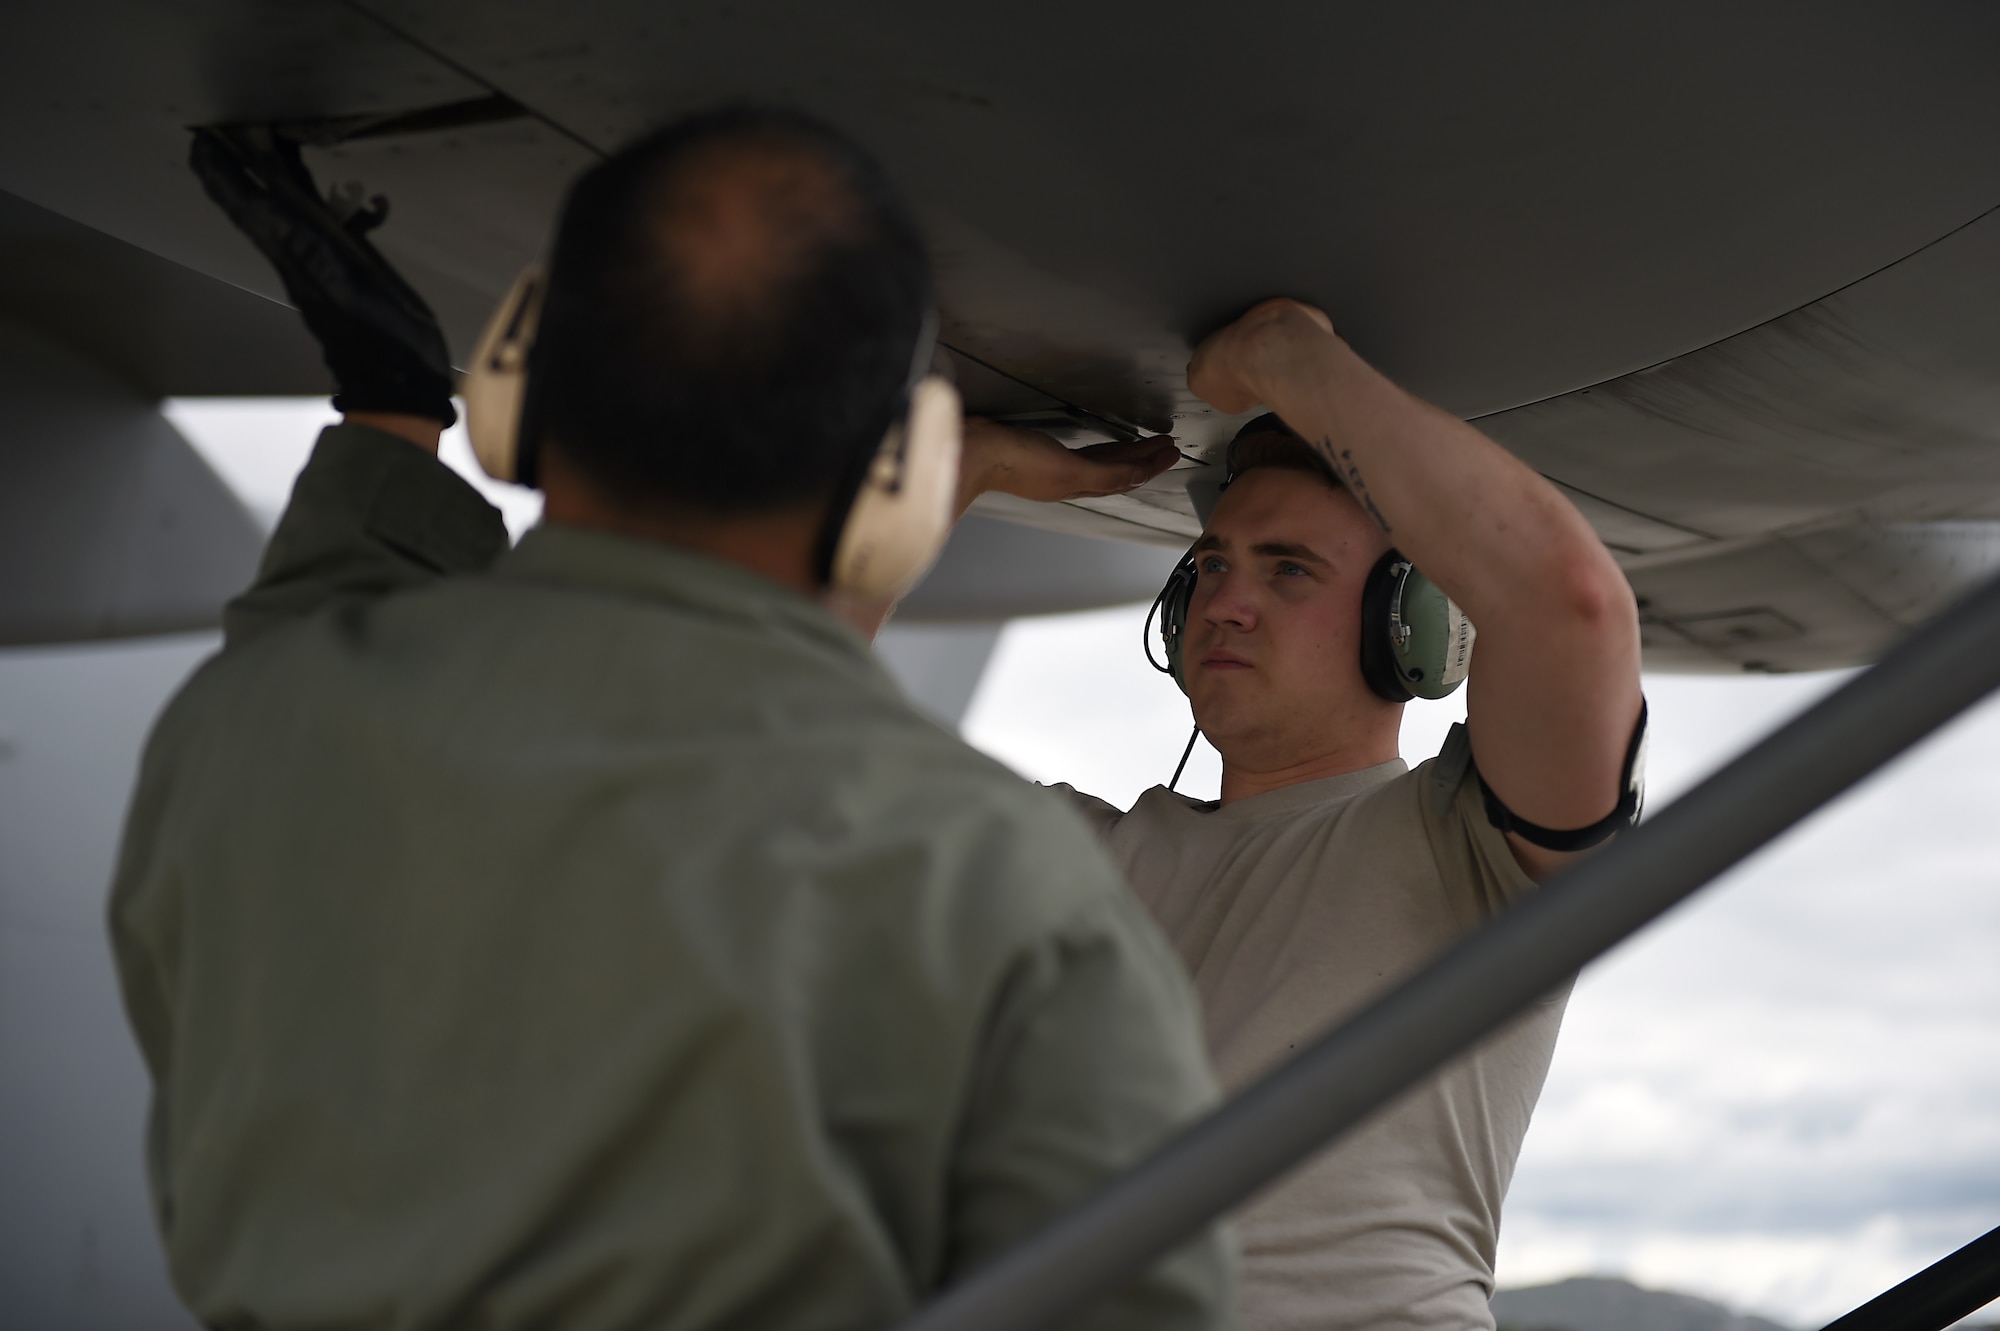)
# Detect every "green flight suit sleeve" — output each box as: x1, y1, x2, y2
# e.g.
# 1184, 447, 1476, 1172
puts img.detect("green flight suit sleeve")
106, 720, 186, 1244
223, 423, 509, 648
948, 890, 1236, 1330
